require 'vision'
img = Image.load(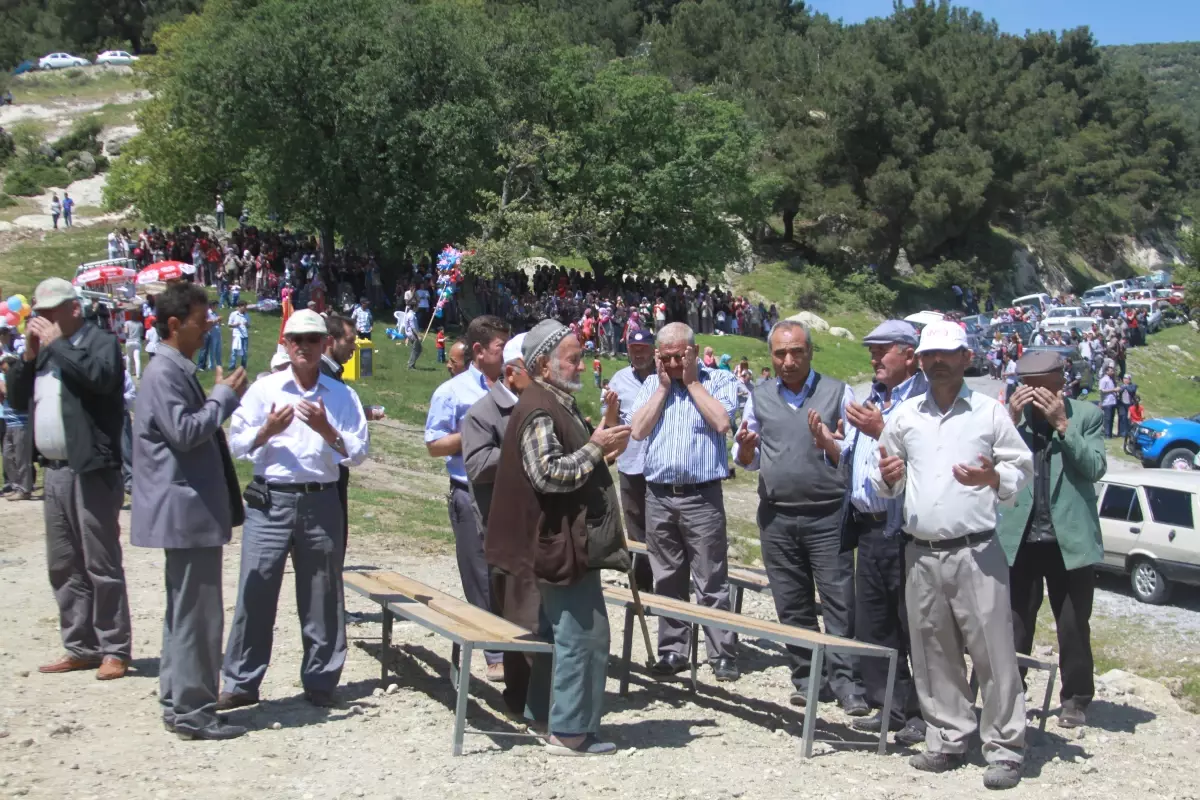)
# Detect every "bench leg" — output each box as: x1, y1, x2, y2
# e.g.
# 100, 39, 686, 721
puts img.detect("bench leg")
380, 609, 393, 684
1040, 663, 1058, 733
877, 651, 898, 756
689, 623, 699, 694
800, 645, 823, 758
450, 643, 461, 690
452, 643, 473, 756
620, 607, 634, 697
733, 586, 745, 615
